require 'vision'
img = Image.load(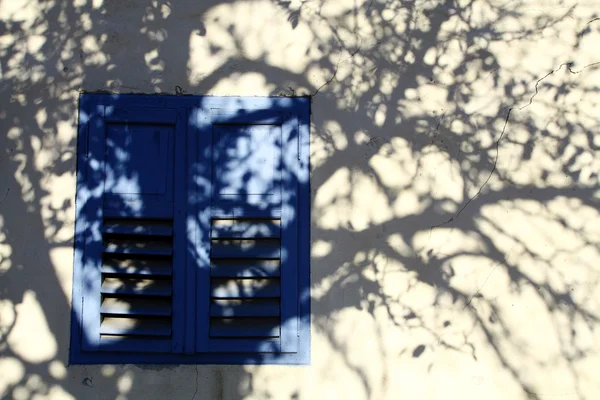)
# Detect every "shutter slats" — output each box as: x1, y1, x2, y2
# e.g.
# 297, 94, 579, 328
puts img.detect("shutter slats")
209, 318, 280, 338
210, 299, 280, 317
208, 218, 283, 348
100, 317, 172, 336
210, 260, 280, 278
211, 219, 280, 239
103, 238, 173, 256
99, 215, 175, 347
103, 204, 174, 219
101, 278, 173, 297
103, 219, 173, 237
101, 258, 172, 277
211, 239, 280, 259
101, 297, 172, 317
211, 278, 280, 298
